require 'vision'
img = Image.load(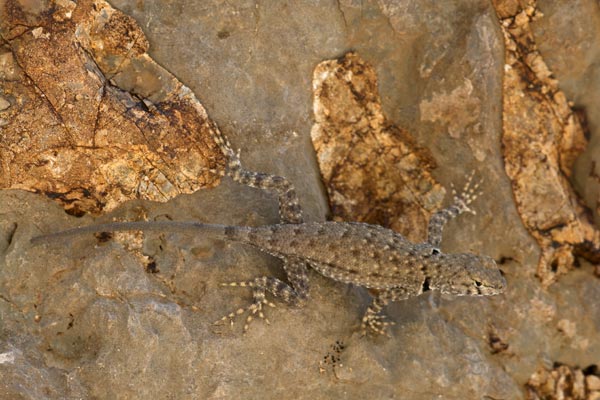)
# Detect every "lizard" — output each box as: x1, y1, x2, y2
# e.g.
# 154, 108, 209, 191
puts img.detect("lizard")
31, 128, 506, 336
